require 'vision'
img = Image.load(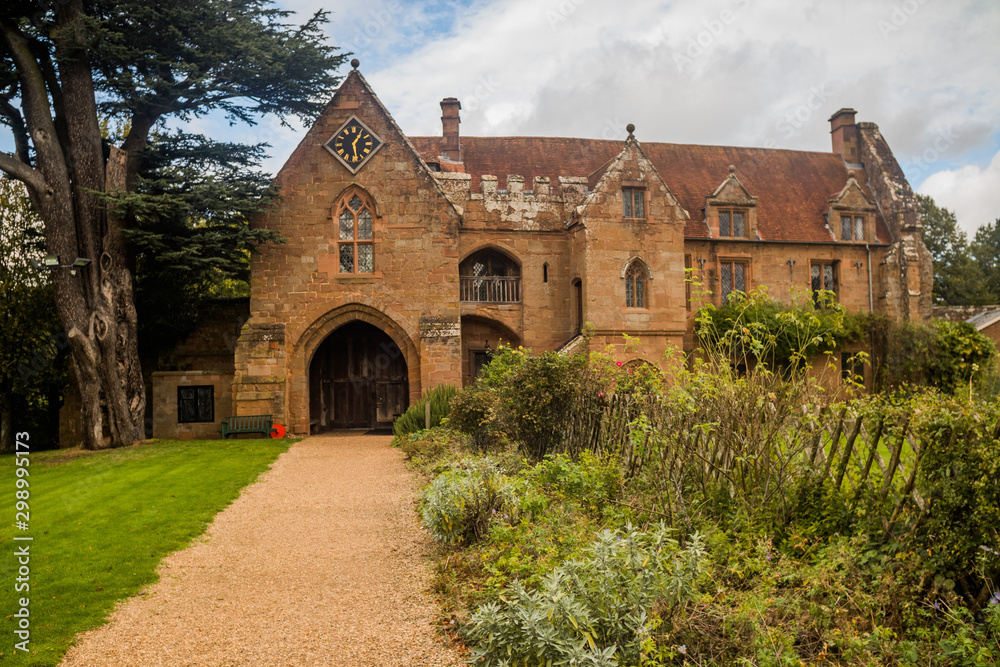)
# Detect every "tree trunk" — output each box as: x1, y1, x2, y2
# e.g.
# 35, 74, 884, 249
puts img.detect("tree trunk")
57, 148, 146, 450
